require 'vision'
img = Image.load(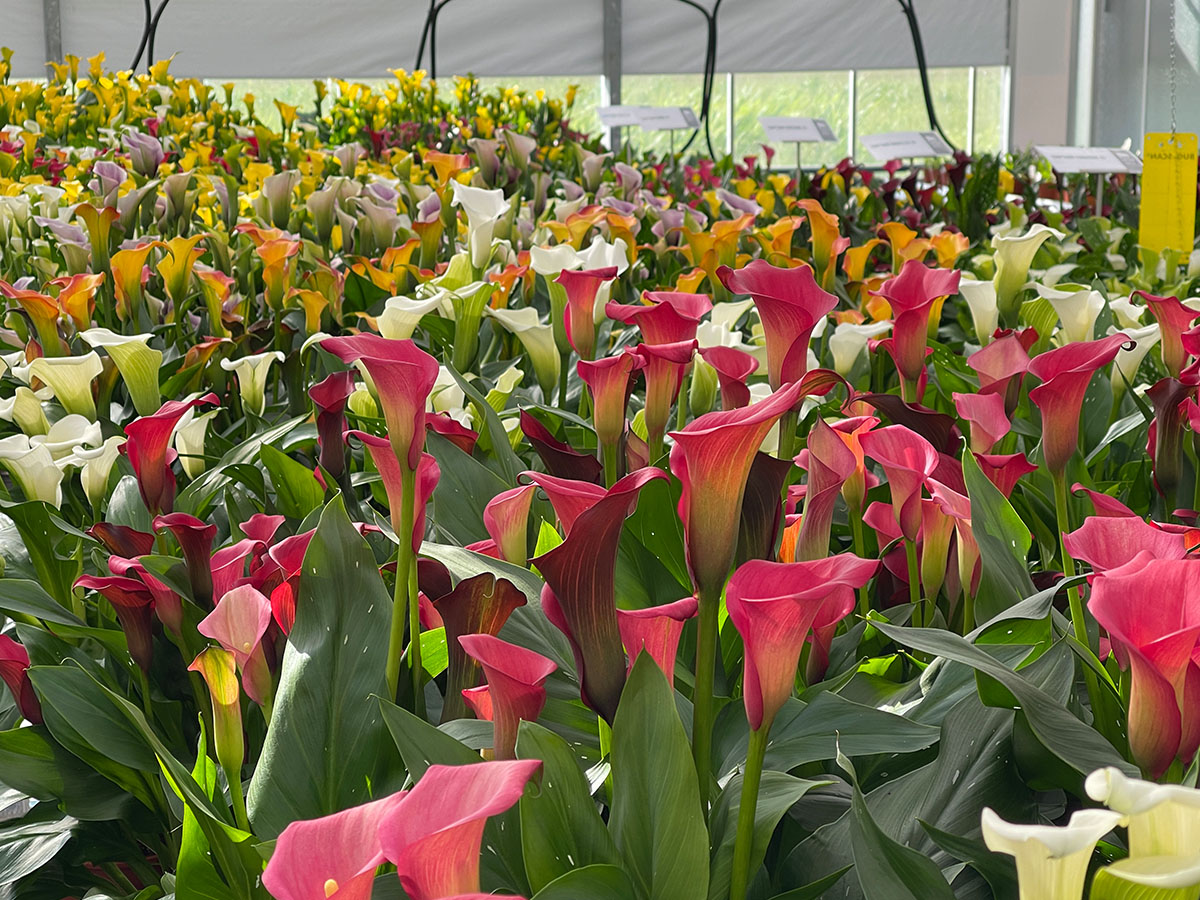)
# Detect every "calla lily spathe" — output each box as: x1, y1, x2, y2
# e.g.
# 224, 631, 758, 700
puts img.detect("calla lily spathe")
981, 807, 1123, 900
0, 435, 65, 506
486, 307, 560, 400
1035, 283, 1104, 344
993, 224, 1064, 326
828, 320, 891, 376
79, 327, 163, 416
450, 180, 509, 269
221, 351, 285, 418
28, 352, 103, 420
1086, 766, 1200, 857
958, 277, 999, 344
